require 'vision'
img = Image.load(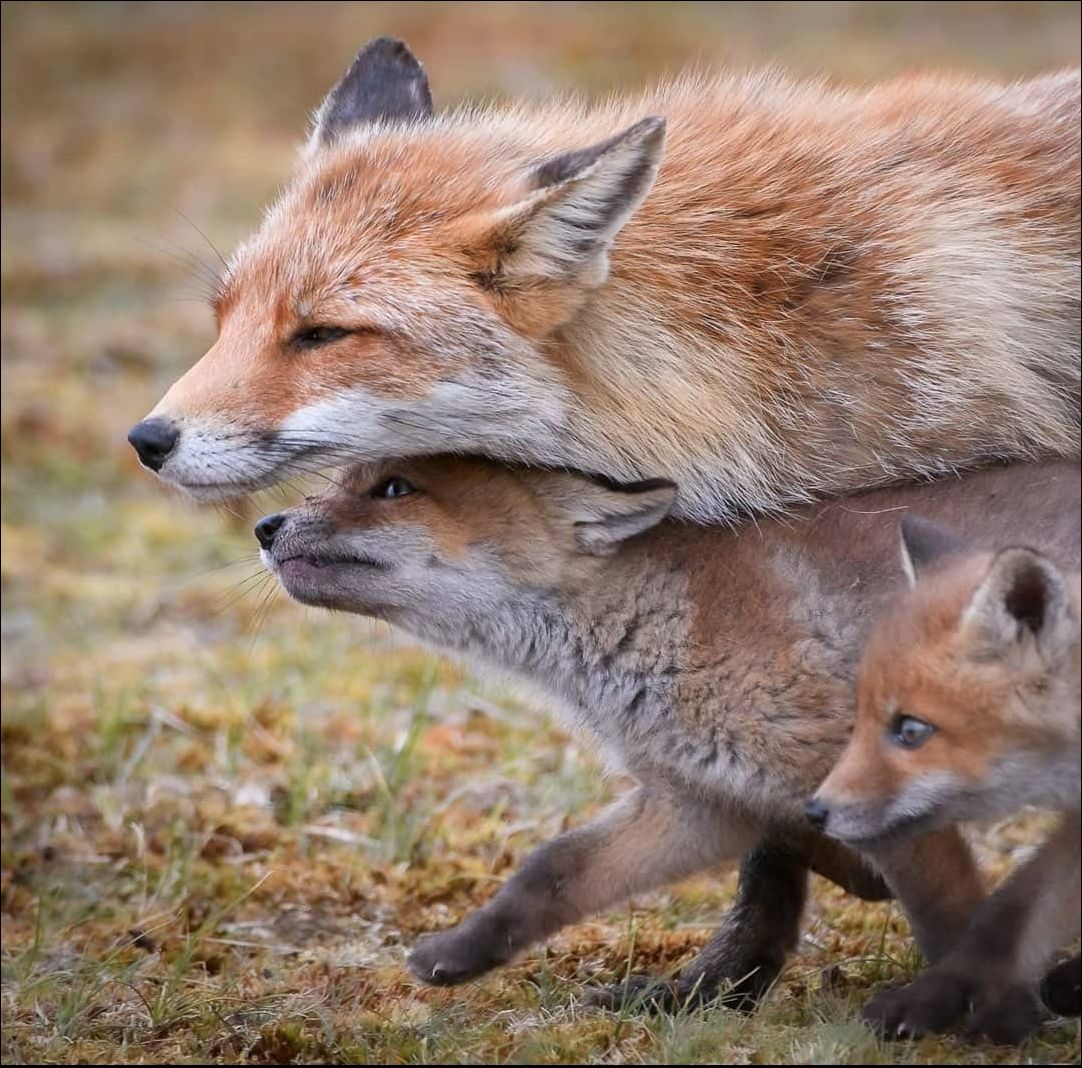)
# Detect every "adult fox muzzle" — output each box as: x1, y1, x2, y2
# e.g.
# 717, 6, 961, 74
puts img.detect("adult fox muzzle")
132, 38, 1081, 519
